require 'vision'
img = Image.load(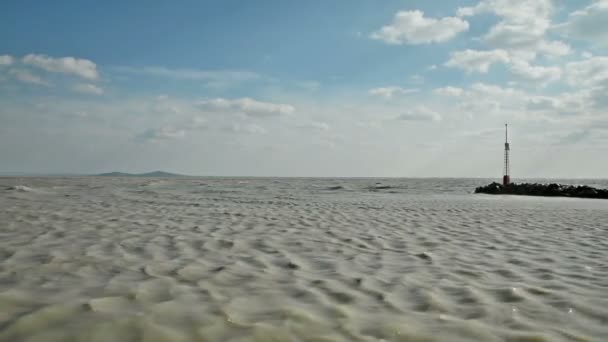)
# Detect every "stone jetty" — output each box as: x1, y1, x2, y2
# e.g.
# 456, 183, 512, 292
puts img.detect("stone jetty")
475, 182, 608, 199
